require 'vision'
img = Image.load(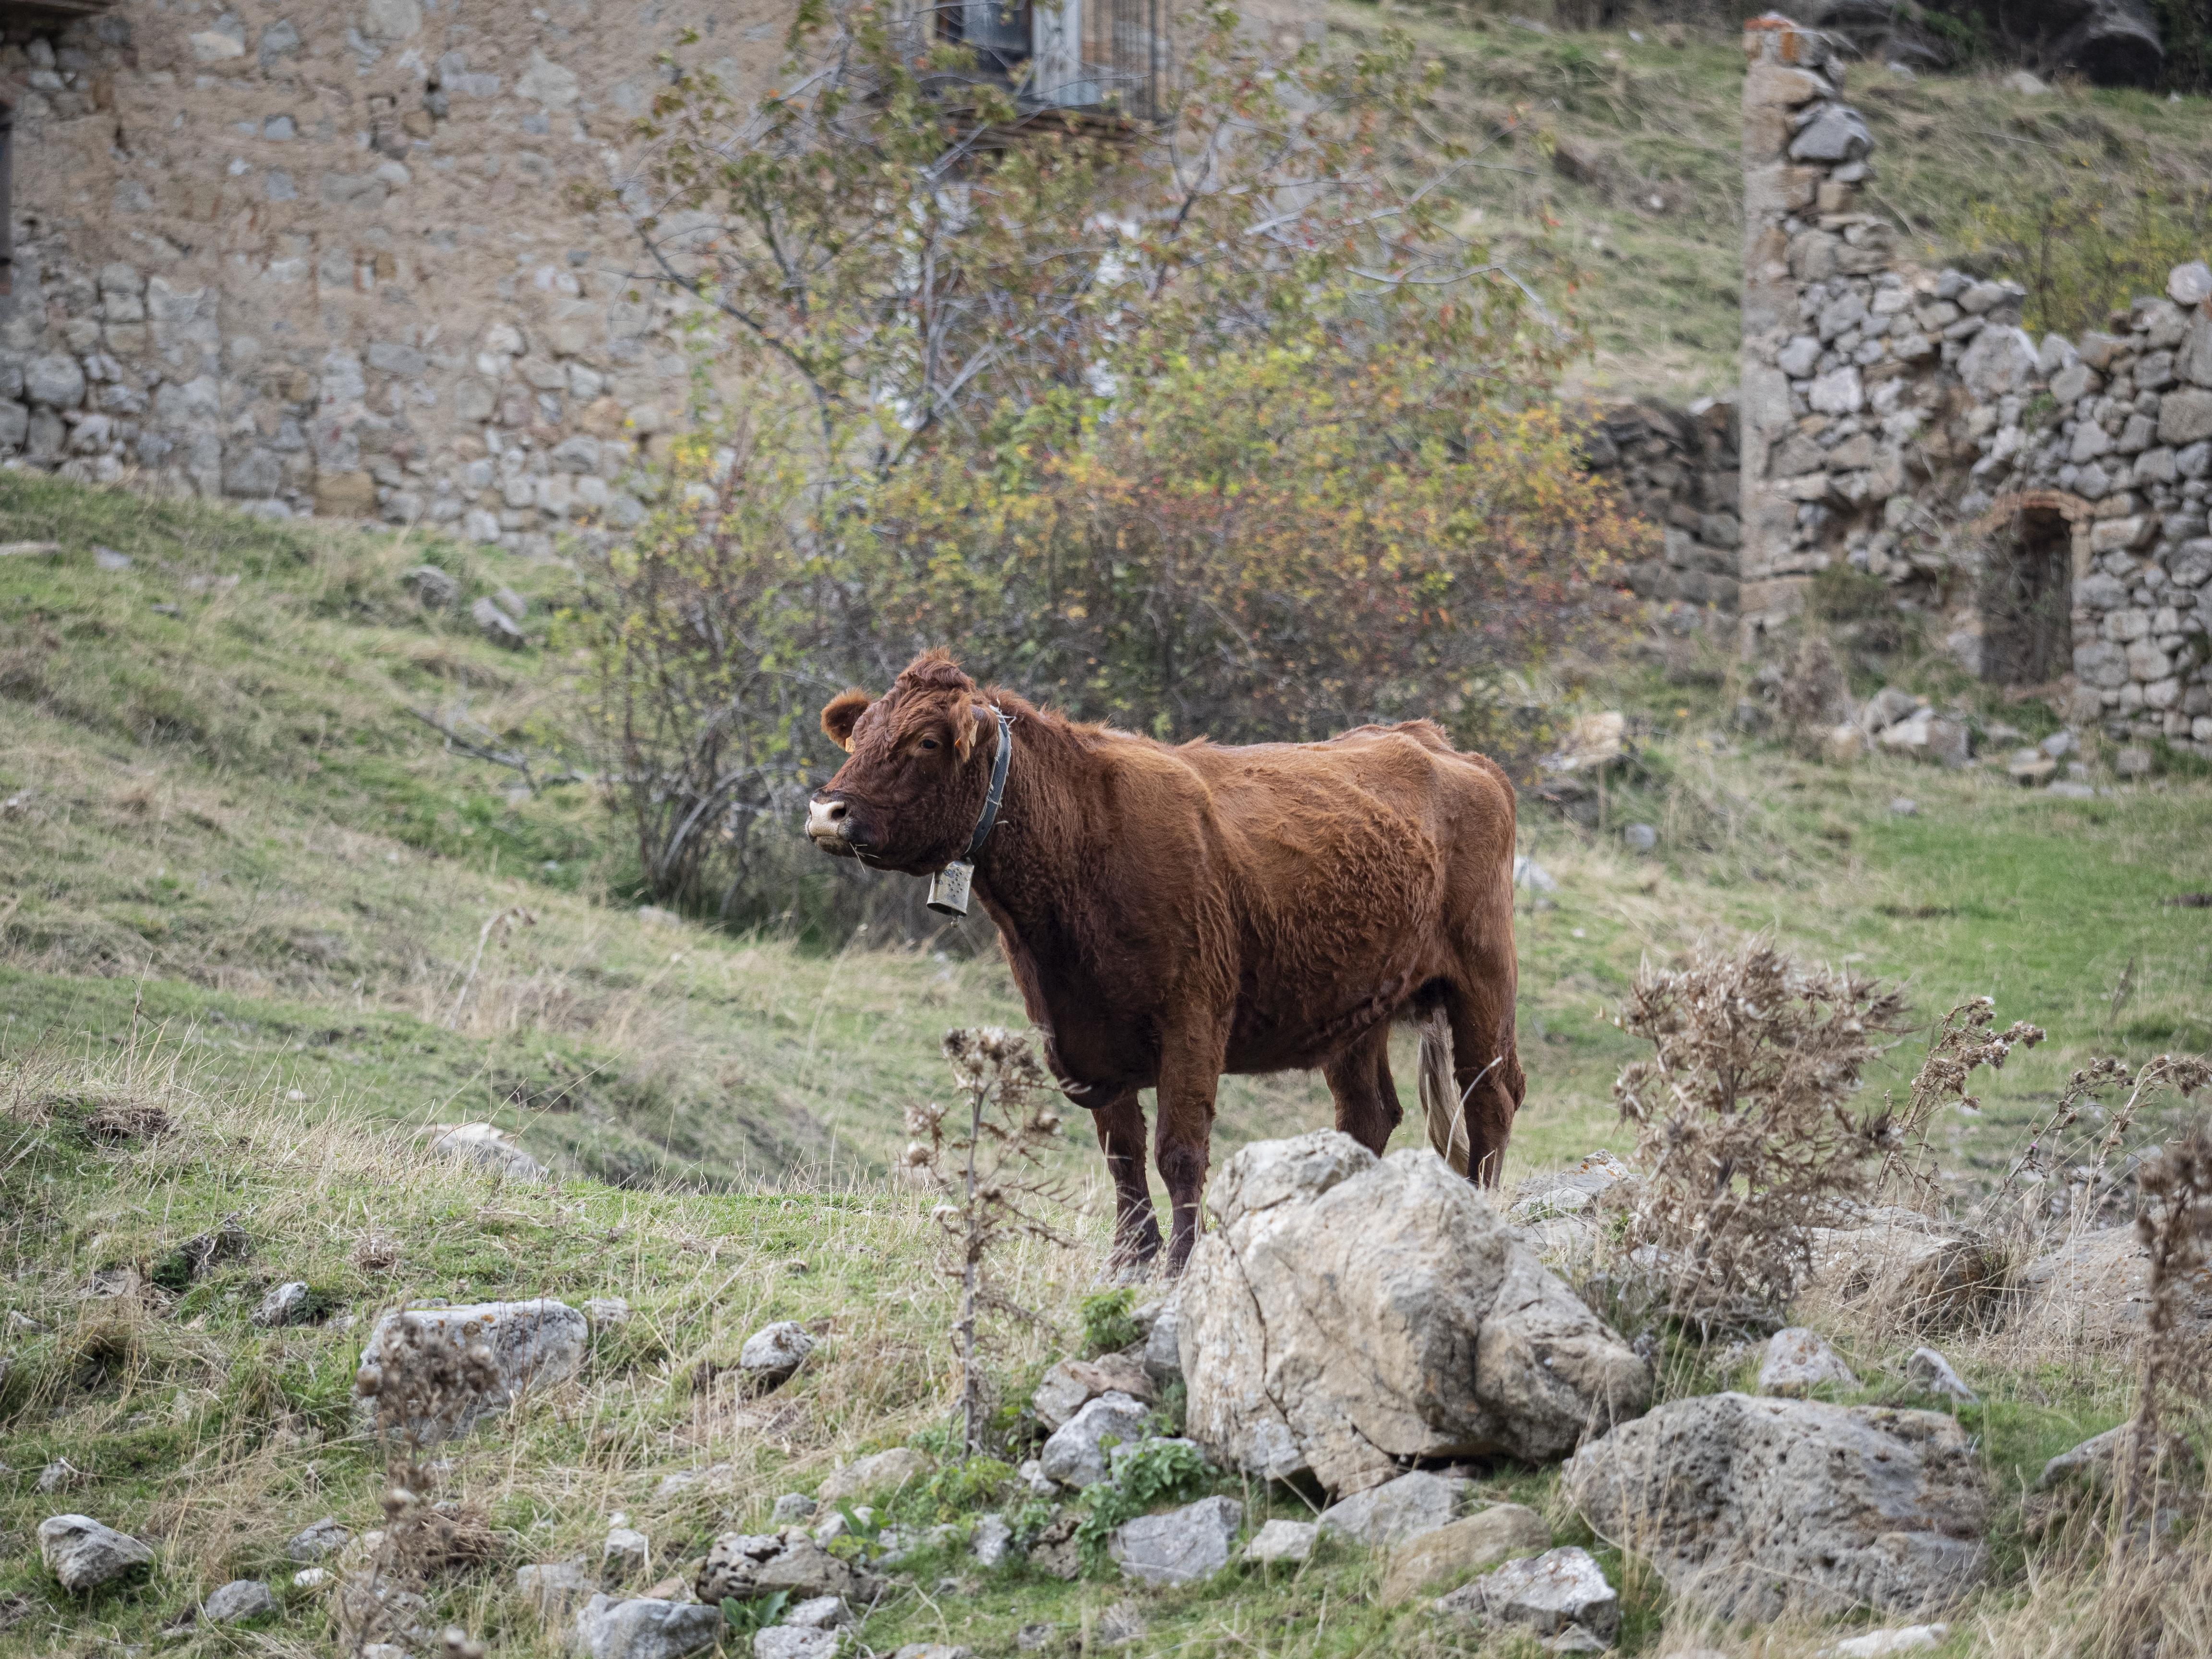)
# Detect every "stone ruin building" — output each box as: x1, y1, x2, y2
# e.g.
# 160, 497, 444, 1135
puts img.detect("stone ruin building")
0, 5, 2204, 754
